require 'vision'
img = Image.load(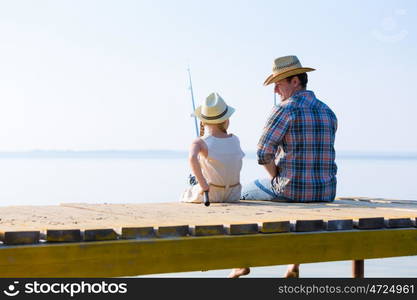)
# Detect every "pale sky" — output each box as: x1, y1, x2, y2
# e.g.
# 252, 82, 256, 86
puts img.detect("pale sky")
0, 0, 416, 152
